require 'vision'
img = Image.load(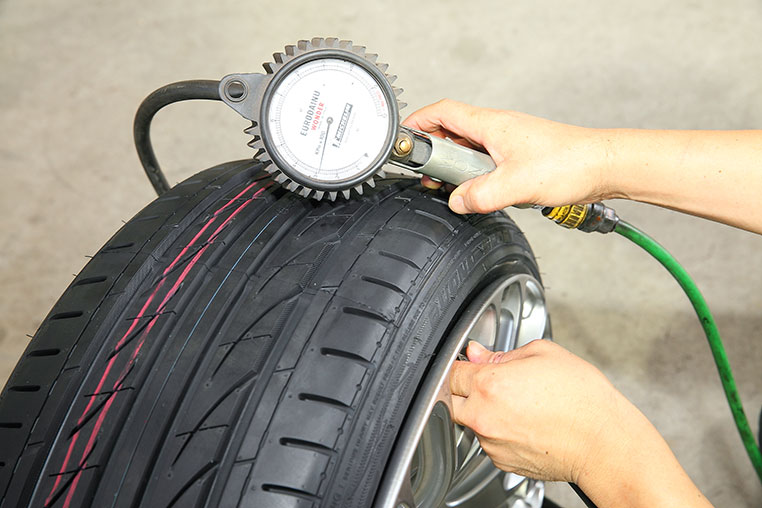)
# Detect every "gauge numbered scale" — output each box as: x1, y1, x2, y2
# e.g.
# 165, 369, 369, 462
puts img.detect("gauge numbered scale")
220, 38, 496, 200
264, 57, 393, 187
